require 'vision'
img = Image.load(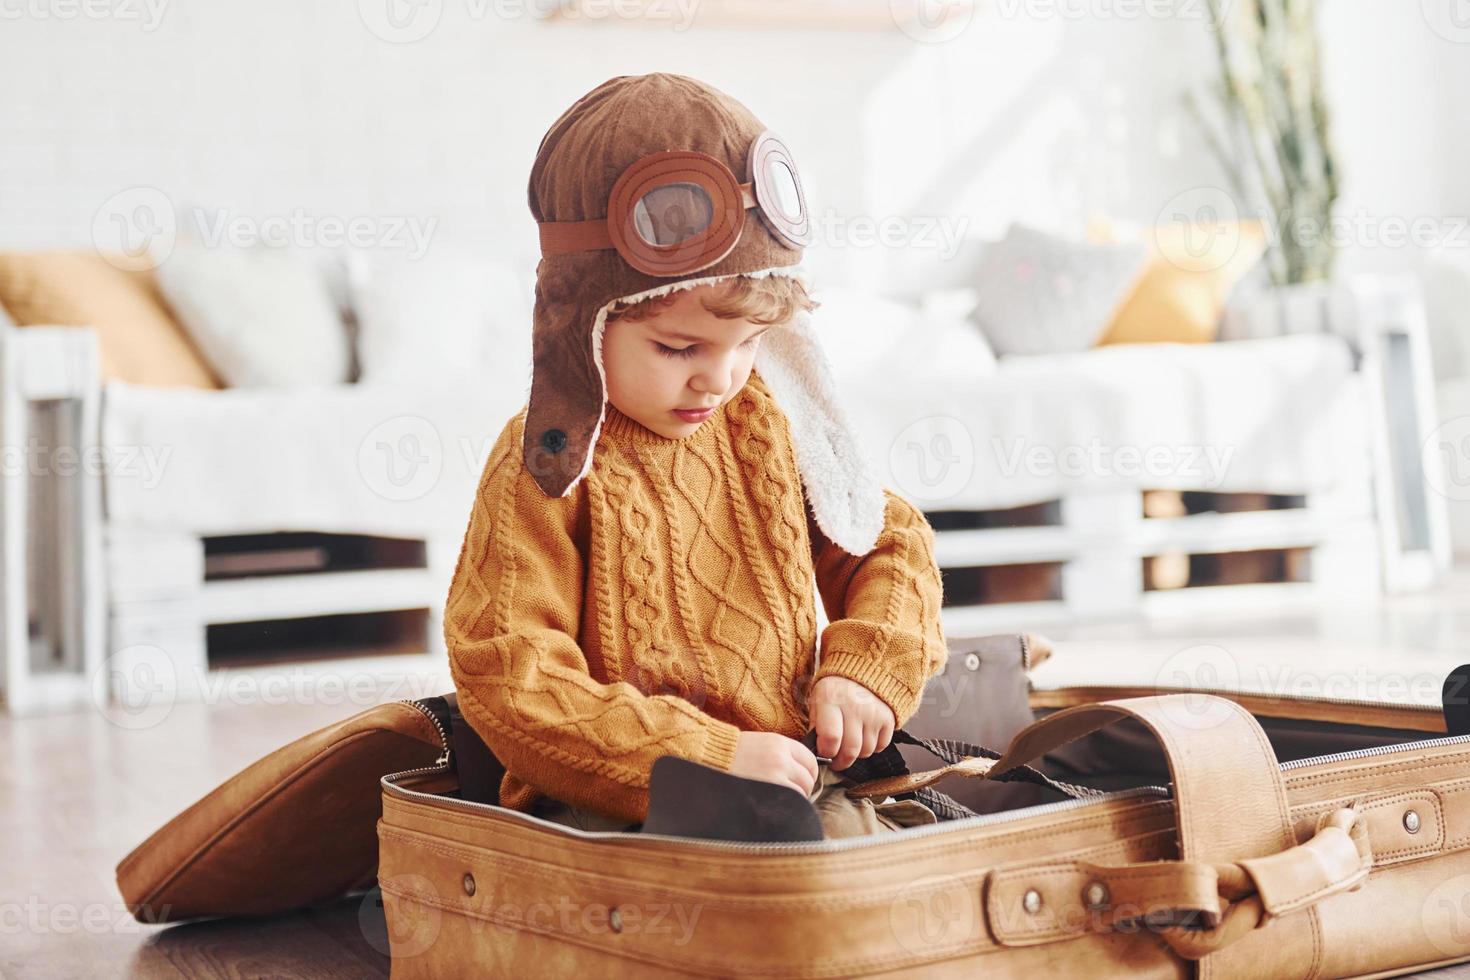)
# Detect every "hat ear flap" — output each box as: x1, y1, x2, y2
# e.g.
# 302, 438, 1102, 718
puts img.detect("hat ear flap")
754, 307, 887, 556
523, 295, 606, 498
